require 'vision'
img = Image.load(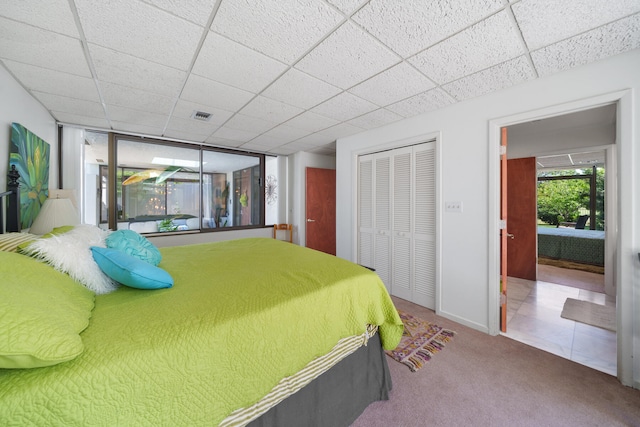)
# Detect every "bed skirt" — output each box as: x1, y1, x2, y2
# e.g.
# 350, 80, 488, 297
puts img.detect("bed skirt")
247, 332, 391, 427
